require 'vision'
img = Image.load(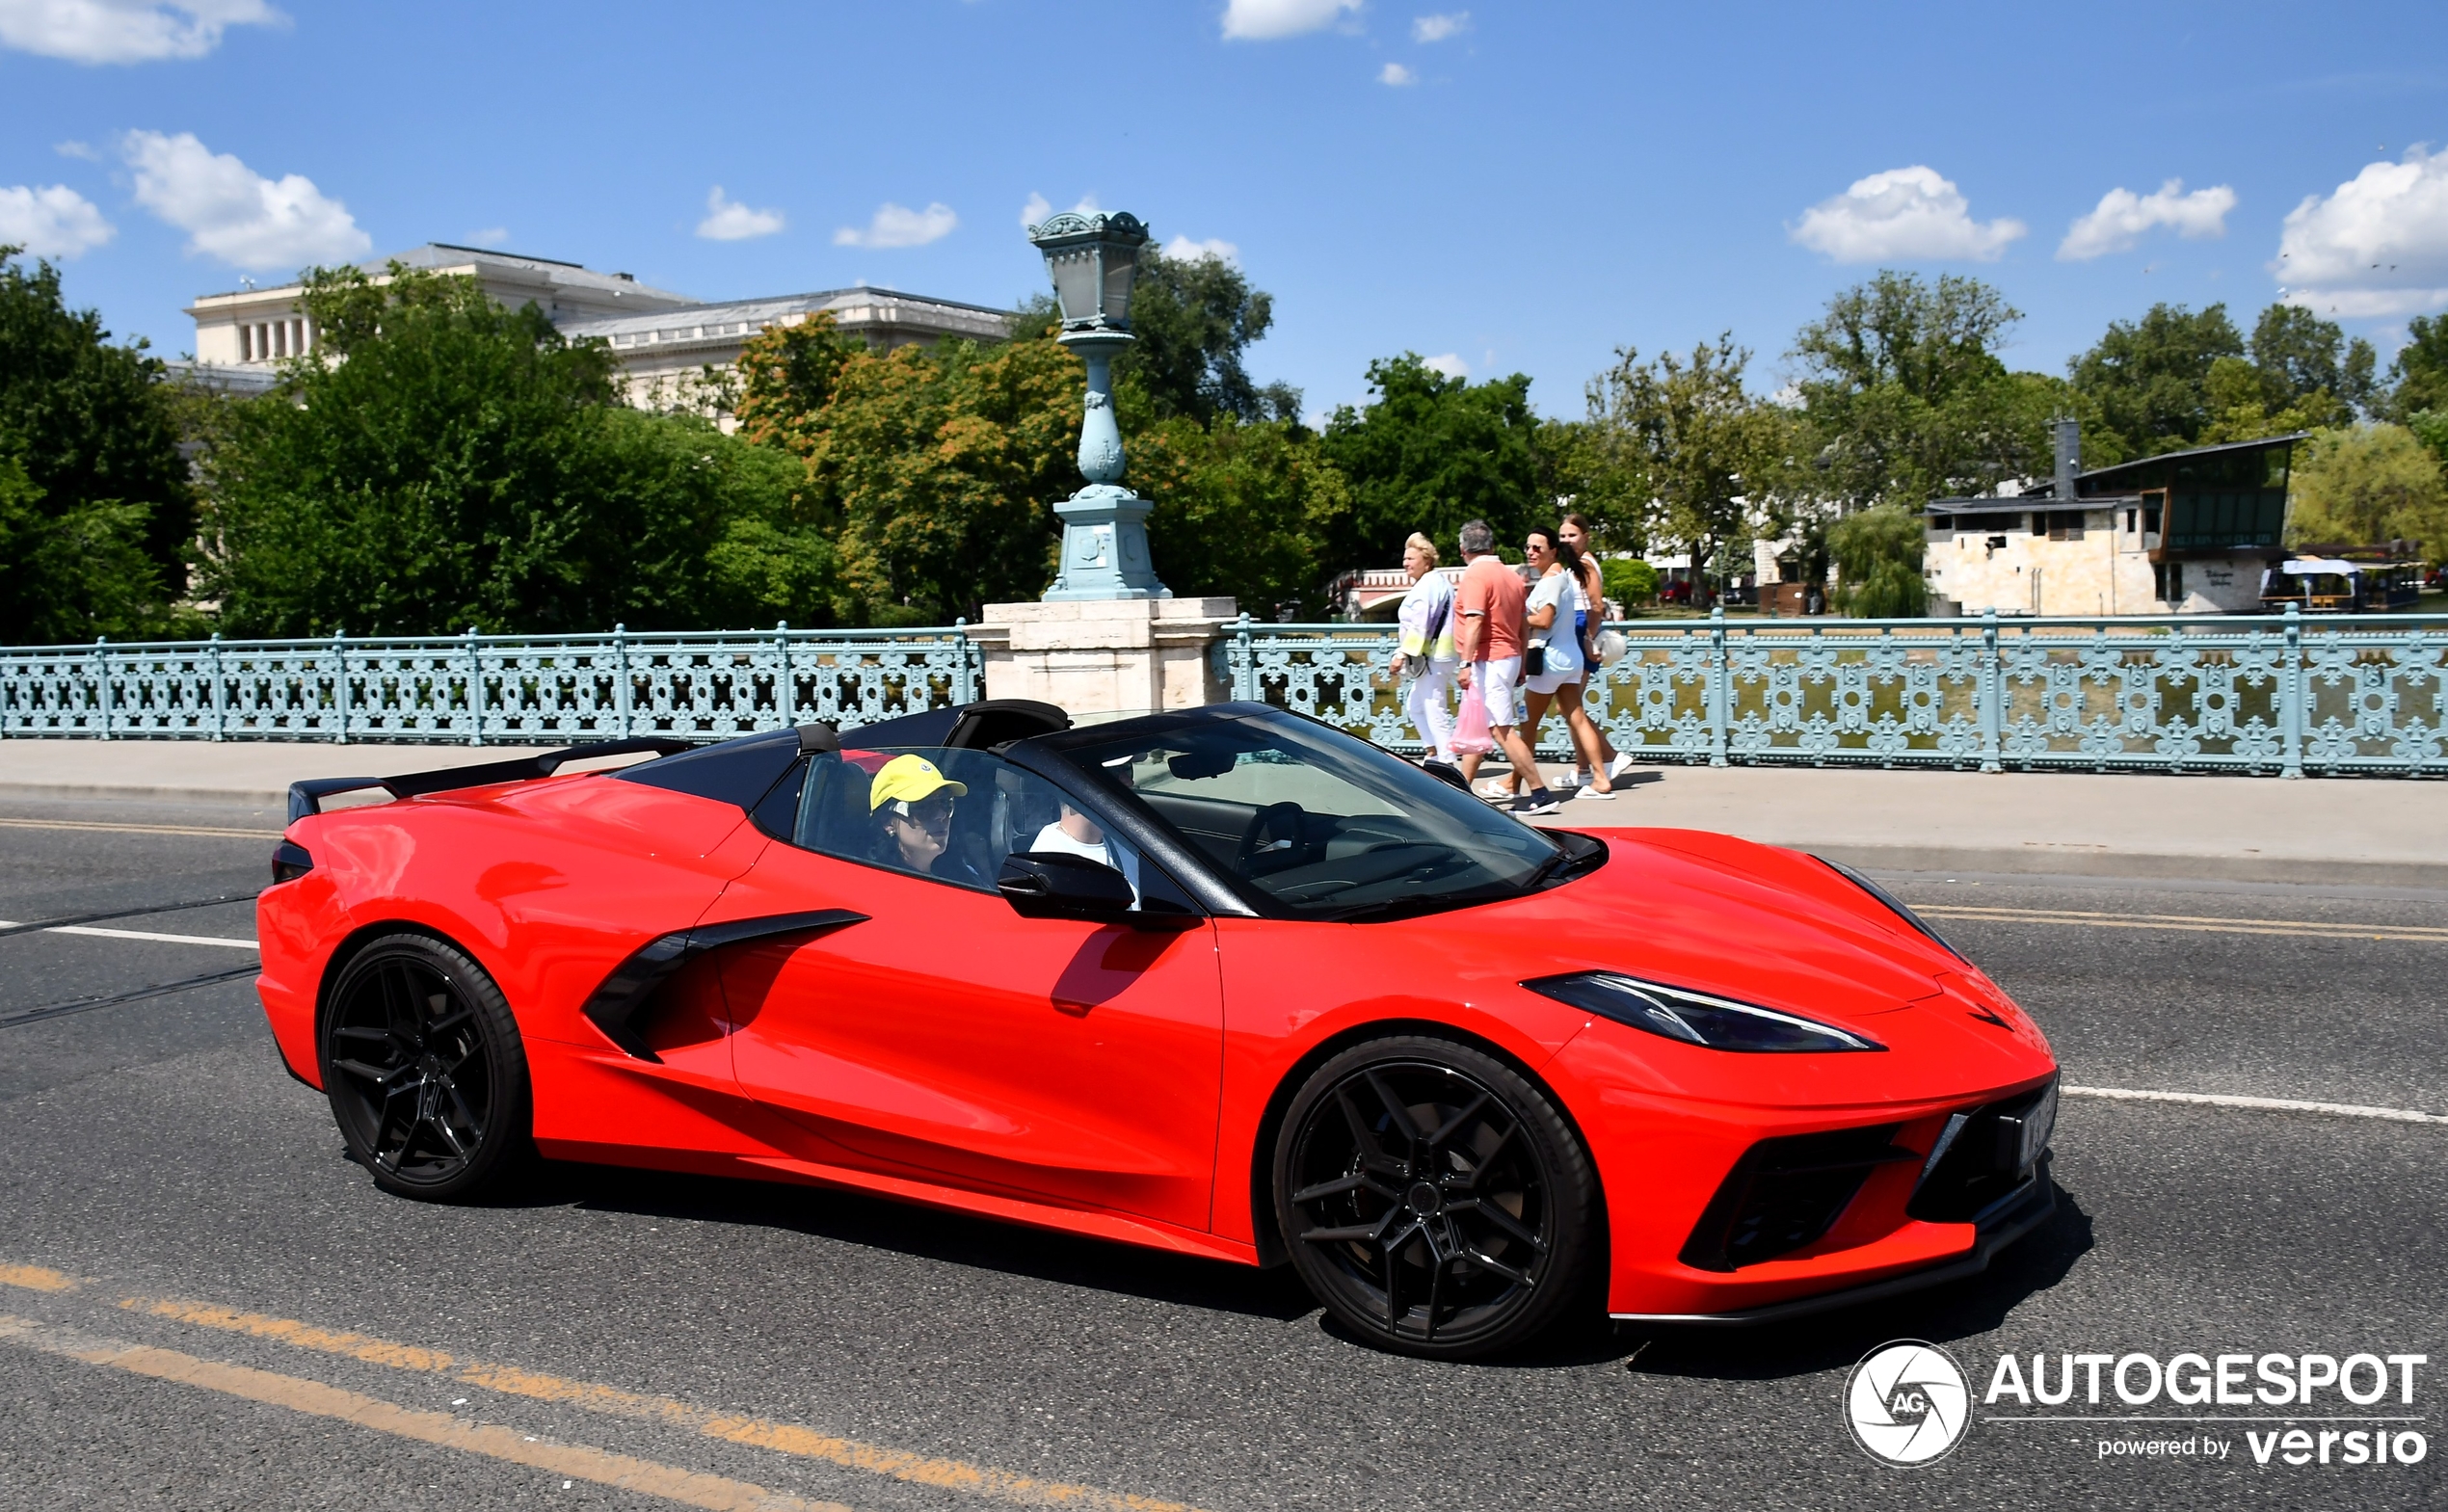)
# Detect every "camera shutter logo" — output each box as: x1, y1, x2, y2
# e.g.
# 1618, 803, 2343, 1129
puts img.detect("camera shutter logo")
1847, 1340, 1971, 1466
